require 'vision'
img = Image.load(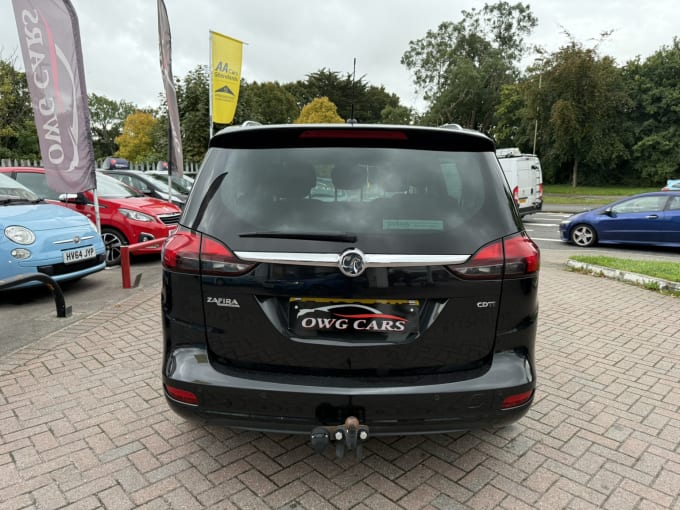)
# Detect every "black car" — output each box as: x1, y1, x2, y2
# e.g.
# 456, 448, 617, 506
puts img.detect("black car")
161, 123, 540, 456
100, 169, 188, 208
